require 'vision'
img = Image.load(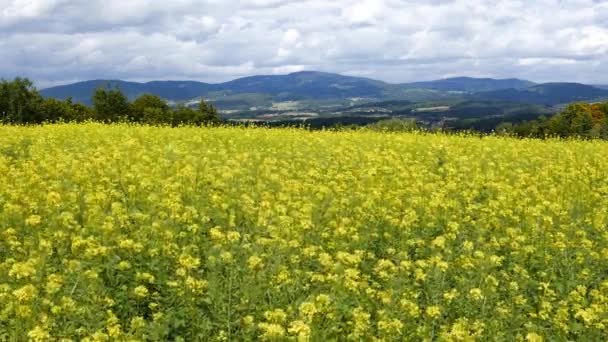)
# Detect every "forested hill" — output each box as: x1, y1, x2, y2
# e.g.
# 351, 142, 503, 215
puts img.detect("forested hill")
473, 83, 608, 105
40, 72, 536, 106
41, 72, 608, 113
